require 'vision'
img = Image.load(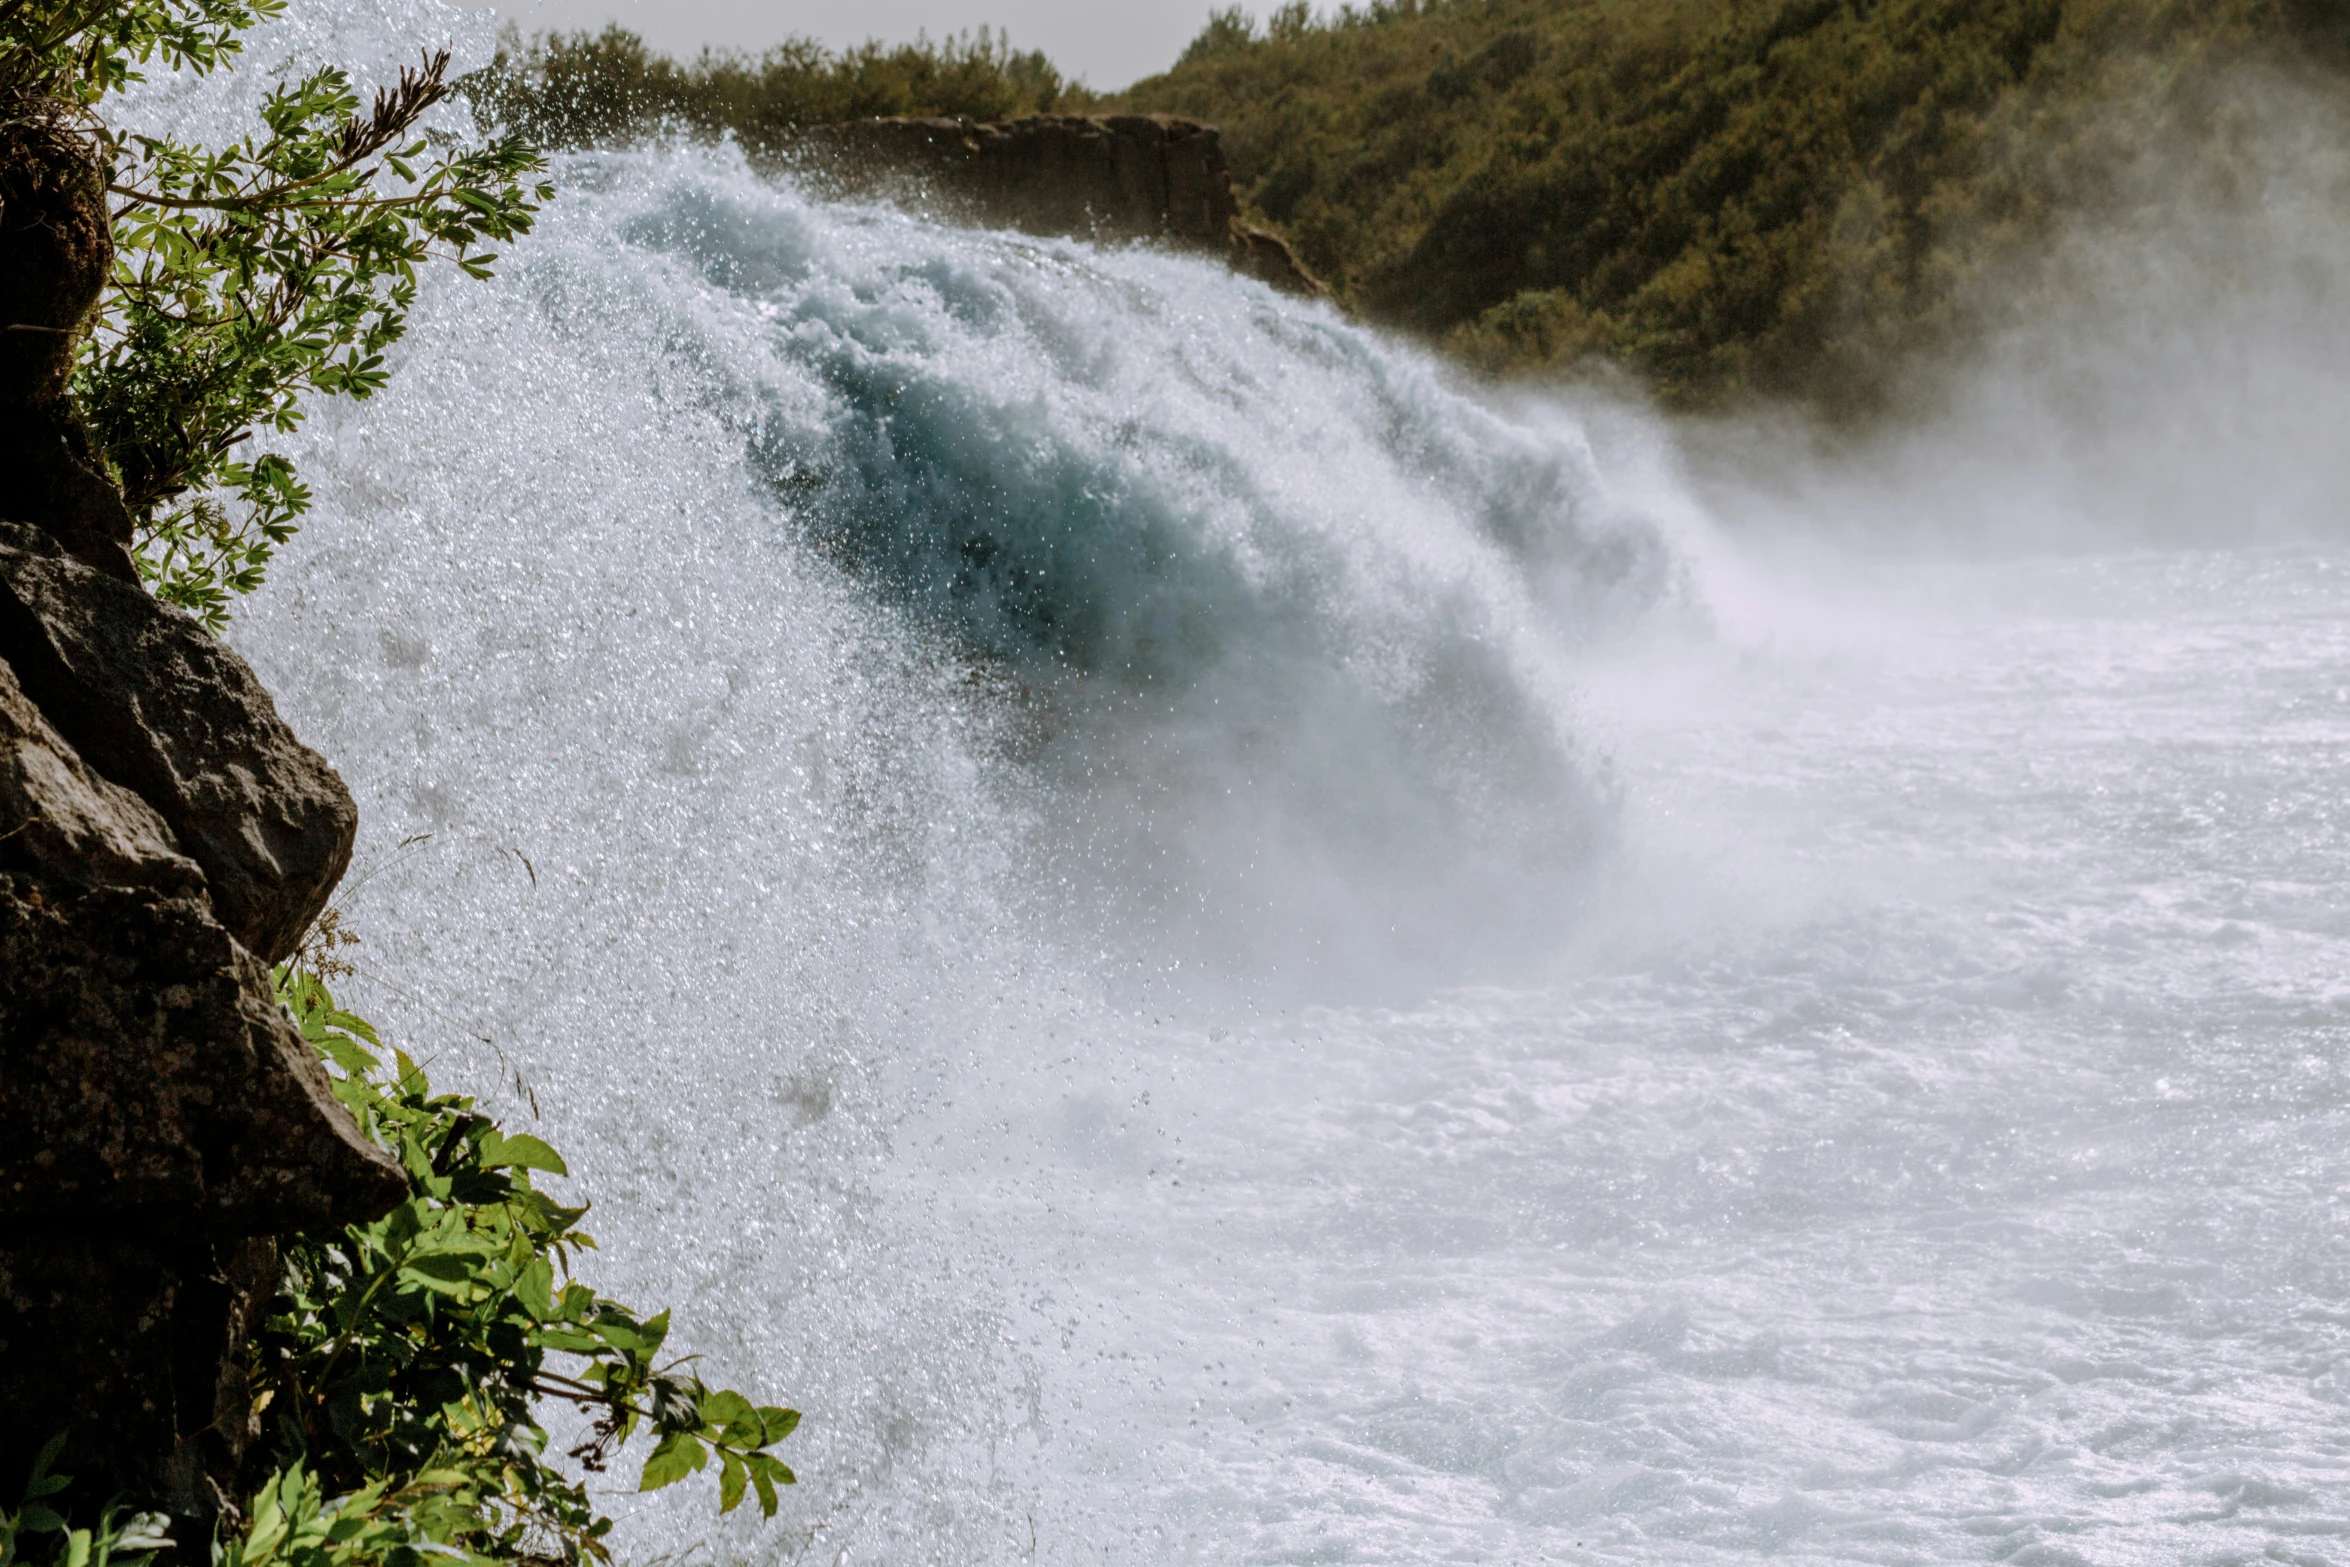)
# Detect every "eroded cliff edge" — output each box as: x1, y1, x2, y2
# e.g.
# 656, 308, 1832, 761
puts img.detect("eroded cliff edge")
794, 113, 1323, 297
0, 113, 405, 1534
